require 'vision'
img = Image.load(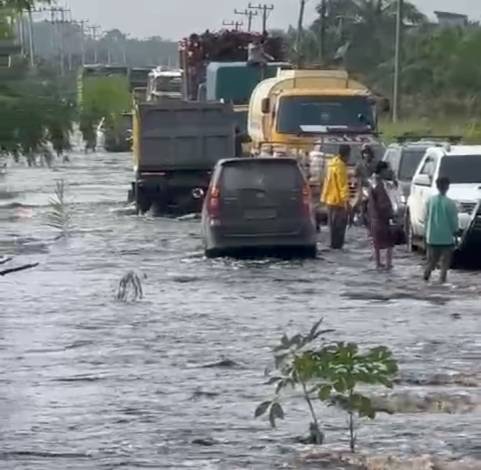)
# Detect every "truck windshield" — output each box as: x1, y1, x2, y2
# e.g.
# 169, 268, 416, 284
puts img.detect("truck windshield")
399, 149, 426, 180
277, 96, 374, 134
439, 155, 481, 184
155, 77, 182, 94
